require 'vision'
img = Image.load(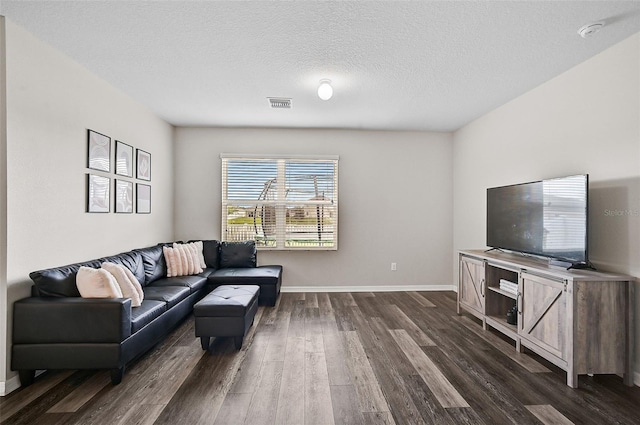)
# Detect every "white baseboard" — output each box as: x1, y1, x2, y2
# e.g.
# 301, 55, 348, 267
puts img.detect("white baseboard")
0, 374, 21, 396
634, 371, 640, 387
0, 370, 47, 396
281, 285, 455, 293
